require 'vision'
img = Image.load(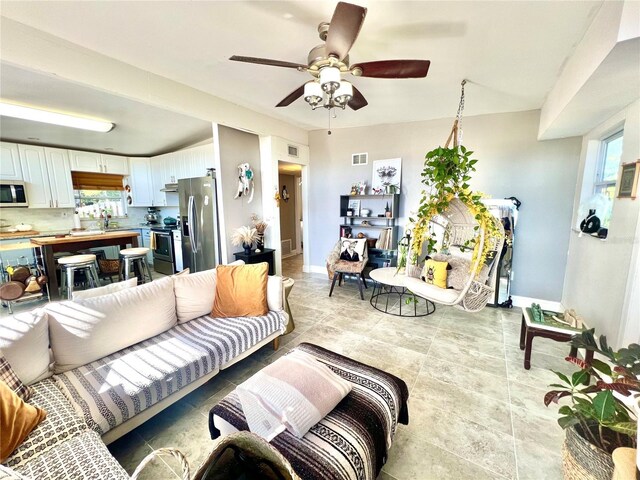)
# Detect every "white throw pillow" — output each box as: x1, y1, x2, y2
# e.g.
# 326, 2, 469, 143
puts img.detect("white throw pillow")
339, 237, 366, 261
173, 269, 218, 323
47, 276, 177, 373
0, 309, 51, 384
72, 277, 138, 300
